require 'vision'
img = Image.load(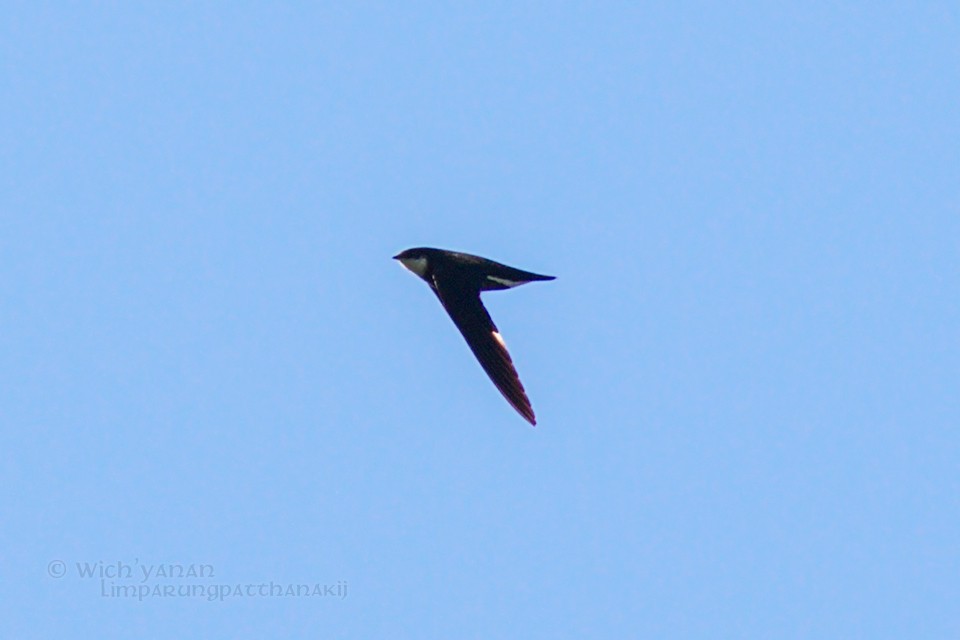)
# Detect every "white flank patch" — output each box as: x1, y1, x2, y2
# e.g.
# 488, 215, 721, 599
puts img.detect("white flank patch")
398, 257, 428, 277
492, 331, 507, 348
487, 275, 521, 287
